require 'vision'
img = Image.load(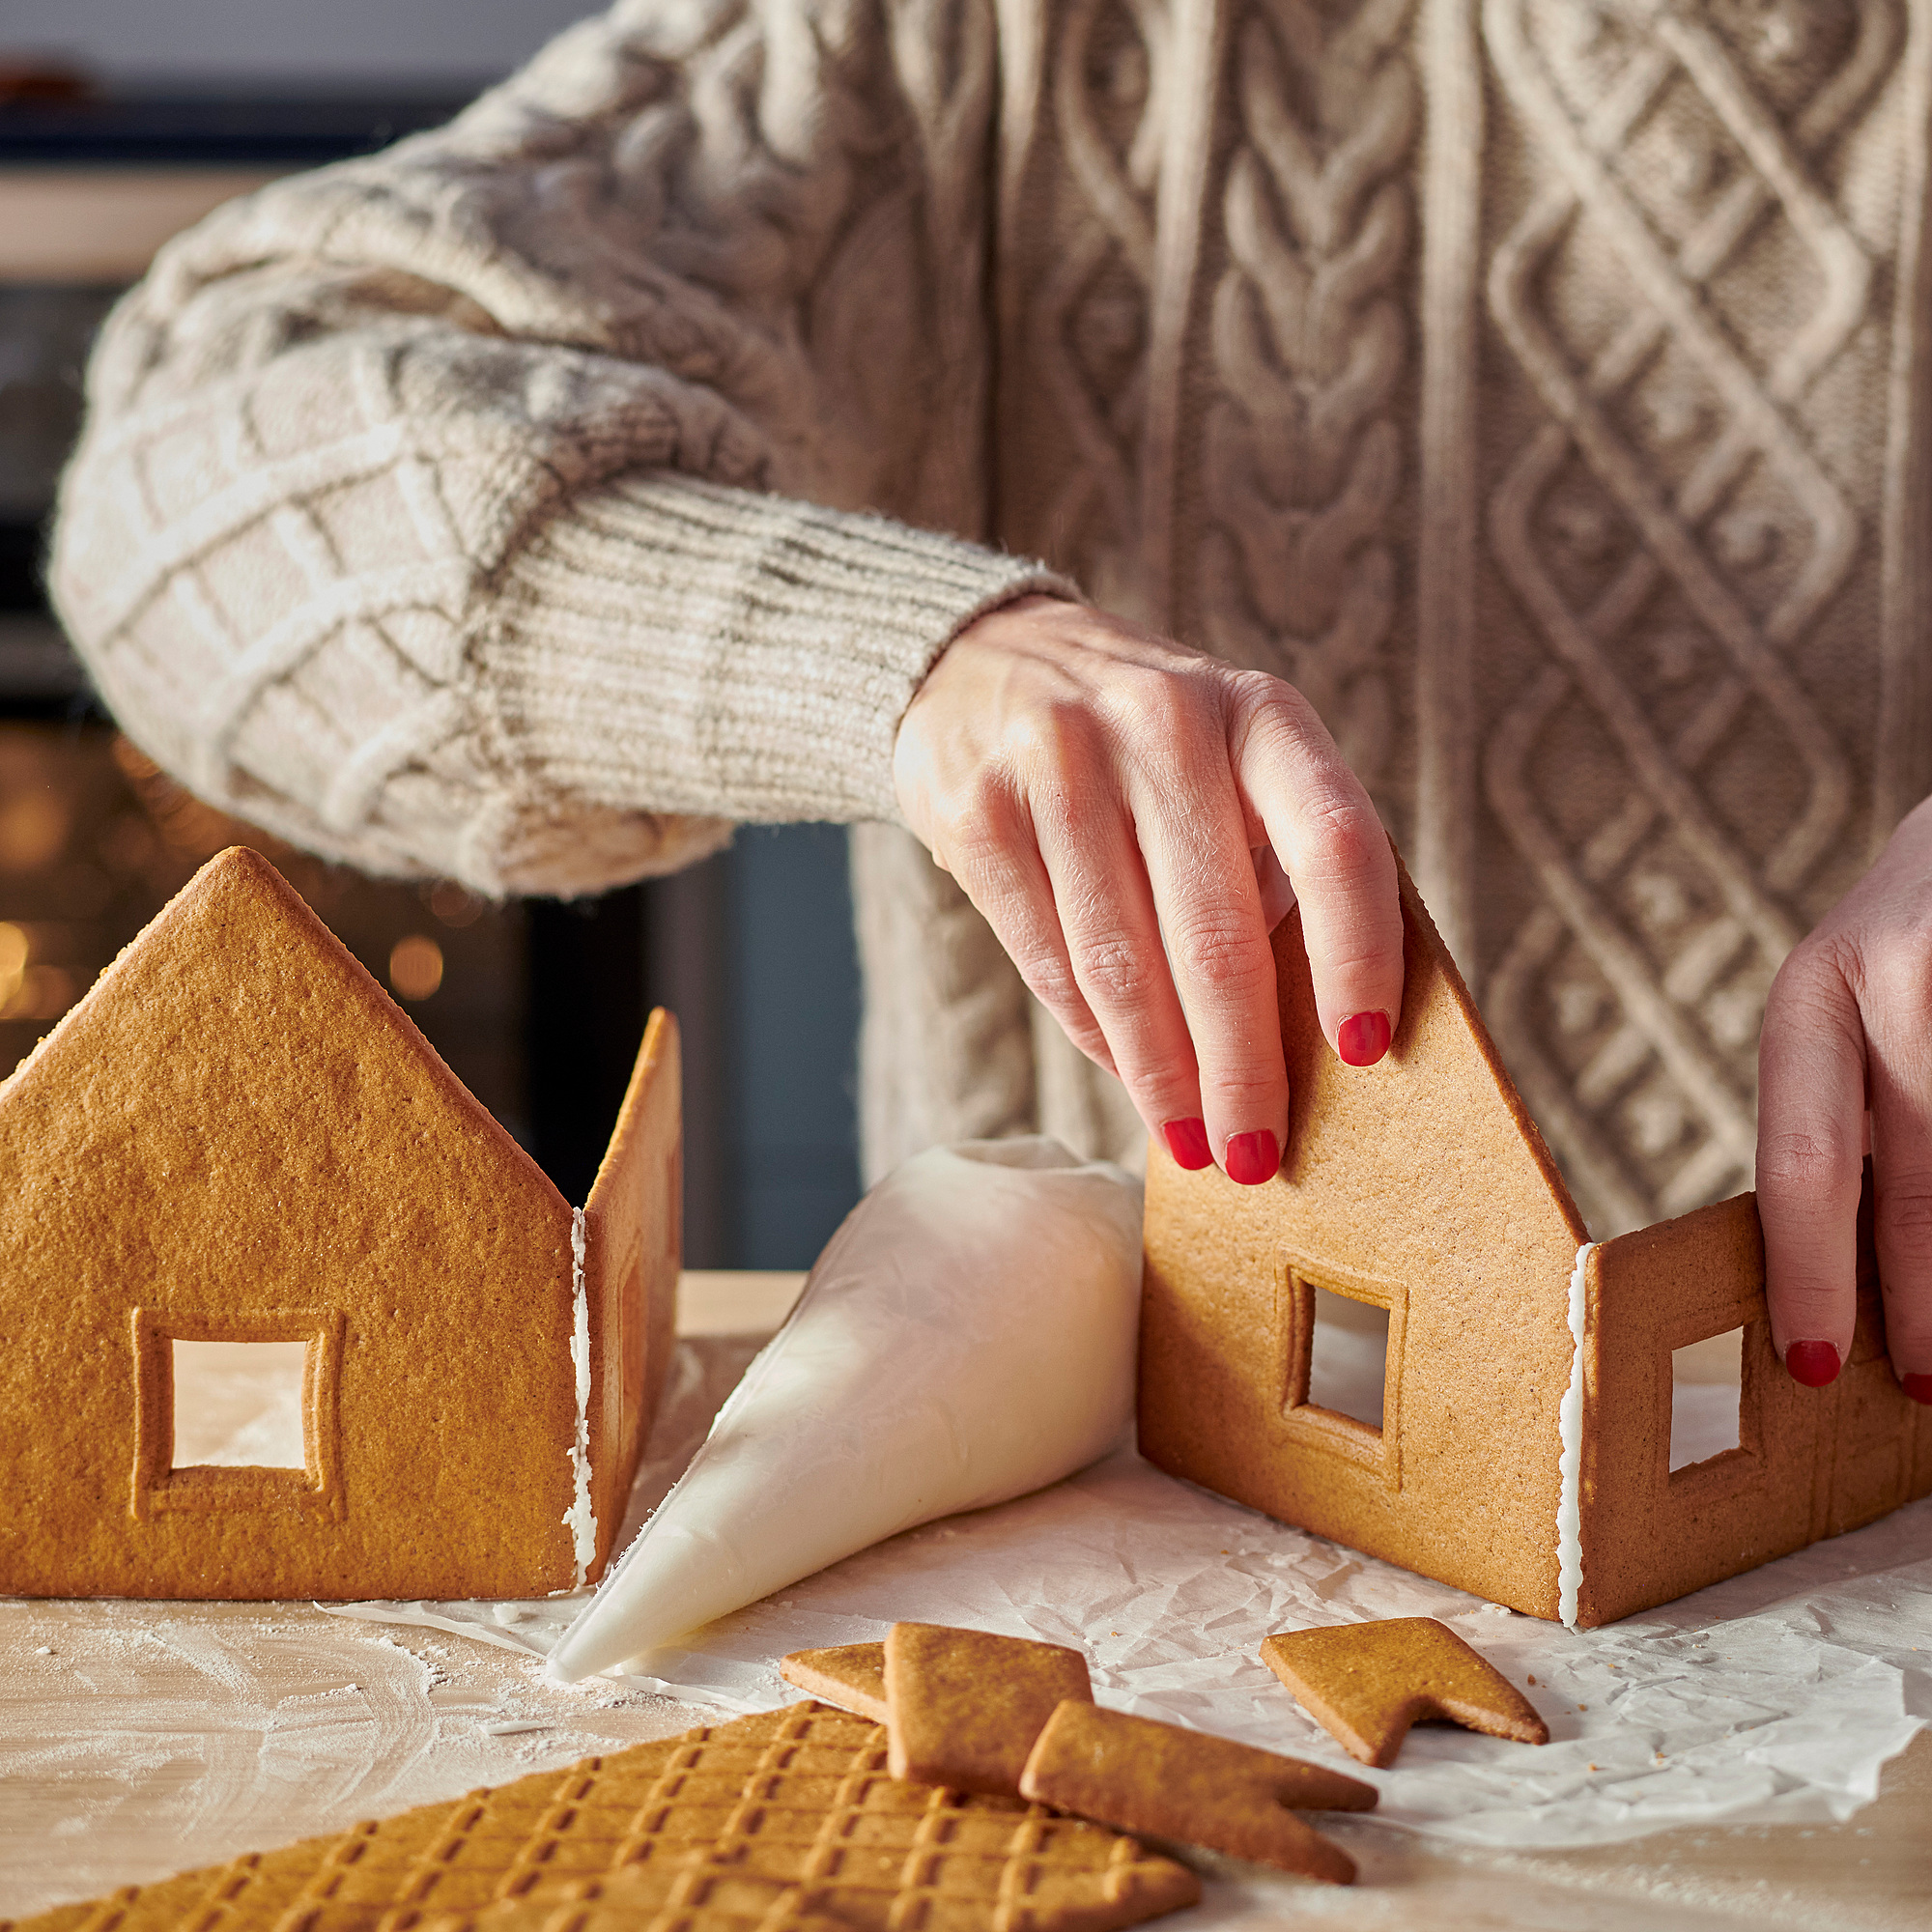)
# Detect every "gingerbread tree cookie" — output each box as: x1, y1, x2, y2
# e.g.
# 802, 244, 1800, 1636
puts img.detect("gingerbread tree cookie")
1021, 1702, 1374, 1884
1261, 1617, 1548, 1767
885, 1622, 1094, 1798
